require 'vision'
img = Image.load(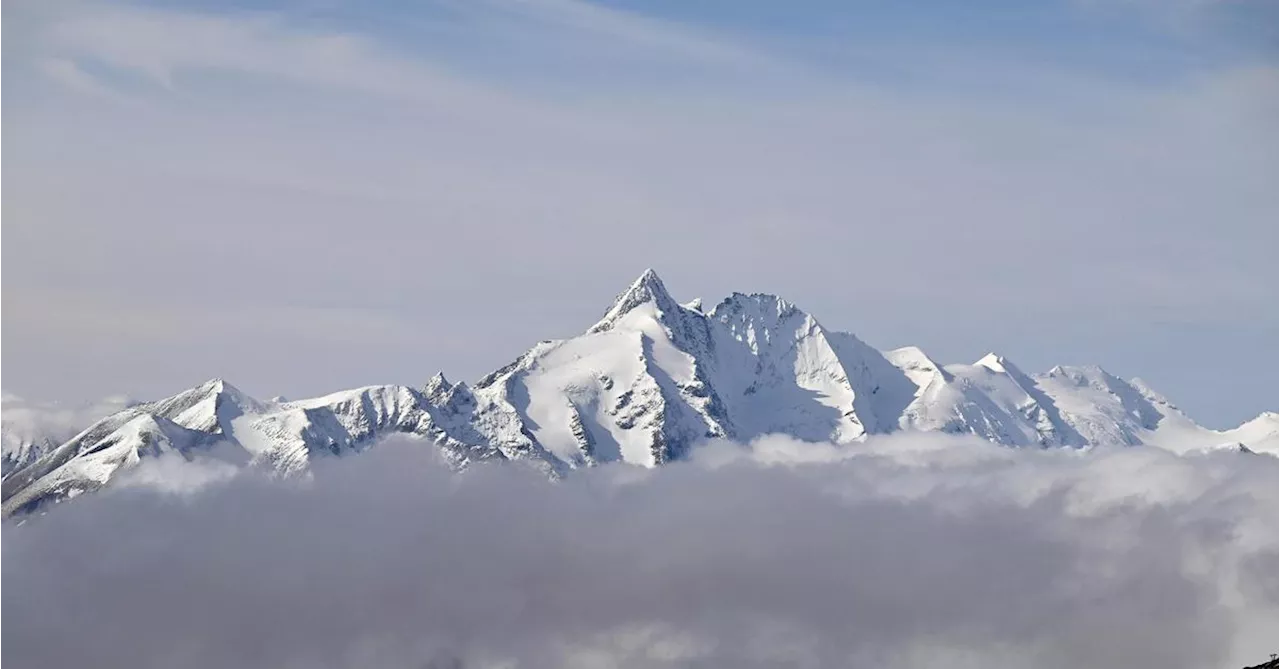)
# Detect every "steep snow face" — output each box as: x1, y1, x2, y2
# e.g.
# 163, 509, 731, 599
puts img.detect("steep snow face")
1223, 412, 1279, 455
3, 269, 1273, 516
0, 380, 534, 518
1, 379, 263, 503
826, 333, 919, 434
884, 347, 951, 396
2, 430, 58, 481
159, 378, 269, 435
879, 352, 1072, 448
480, 270, 729, 468
881, 354, 1239, 451
588, 269, 684, 335
1034, 365, 1168, 446
2, 415, 206, 516
968, 354, 1080, 447
1, 395, 138, 478
710, 294, 857, 440
488, 279, 927, 469
238, 385, 438, 473
423, 375, 549, 470
708, 293, 875, 442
